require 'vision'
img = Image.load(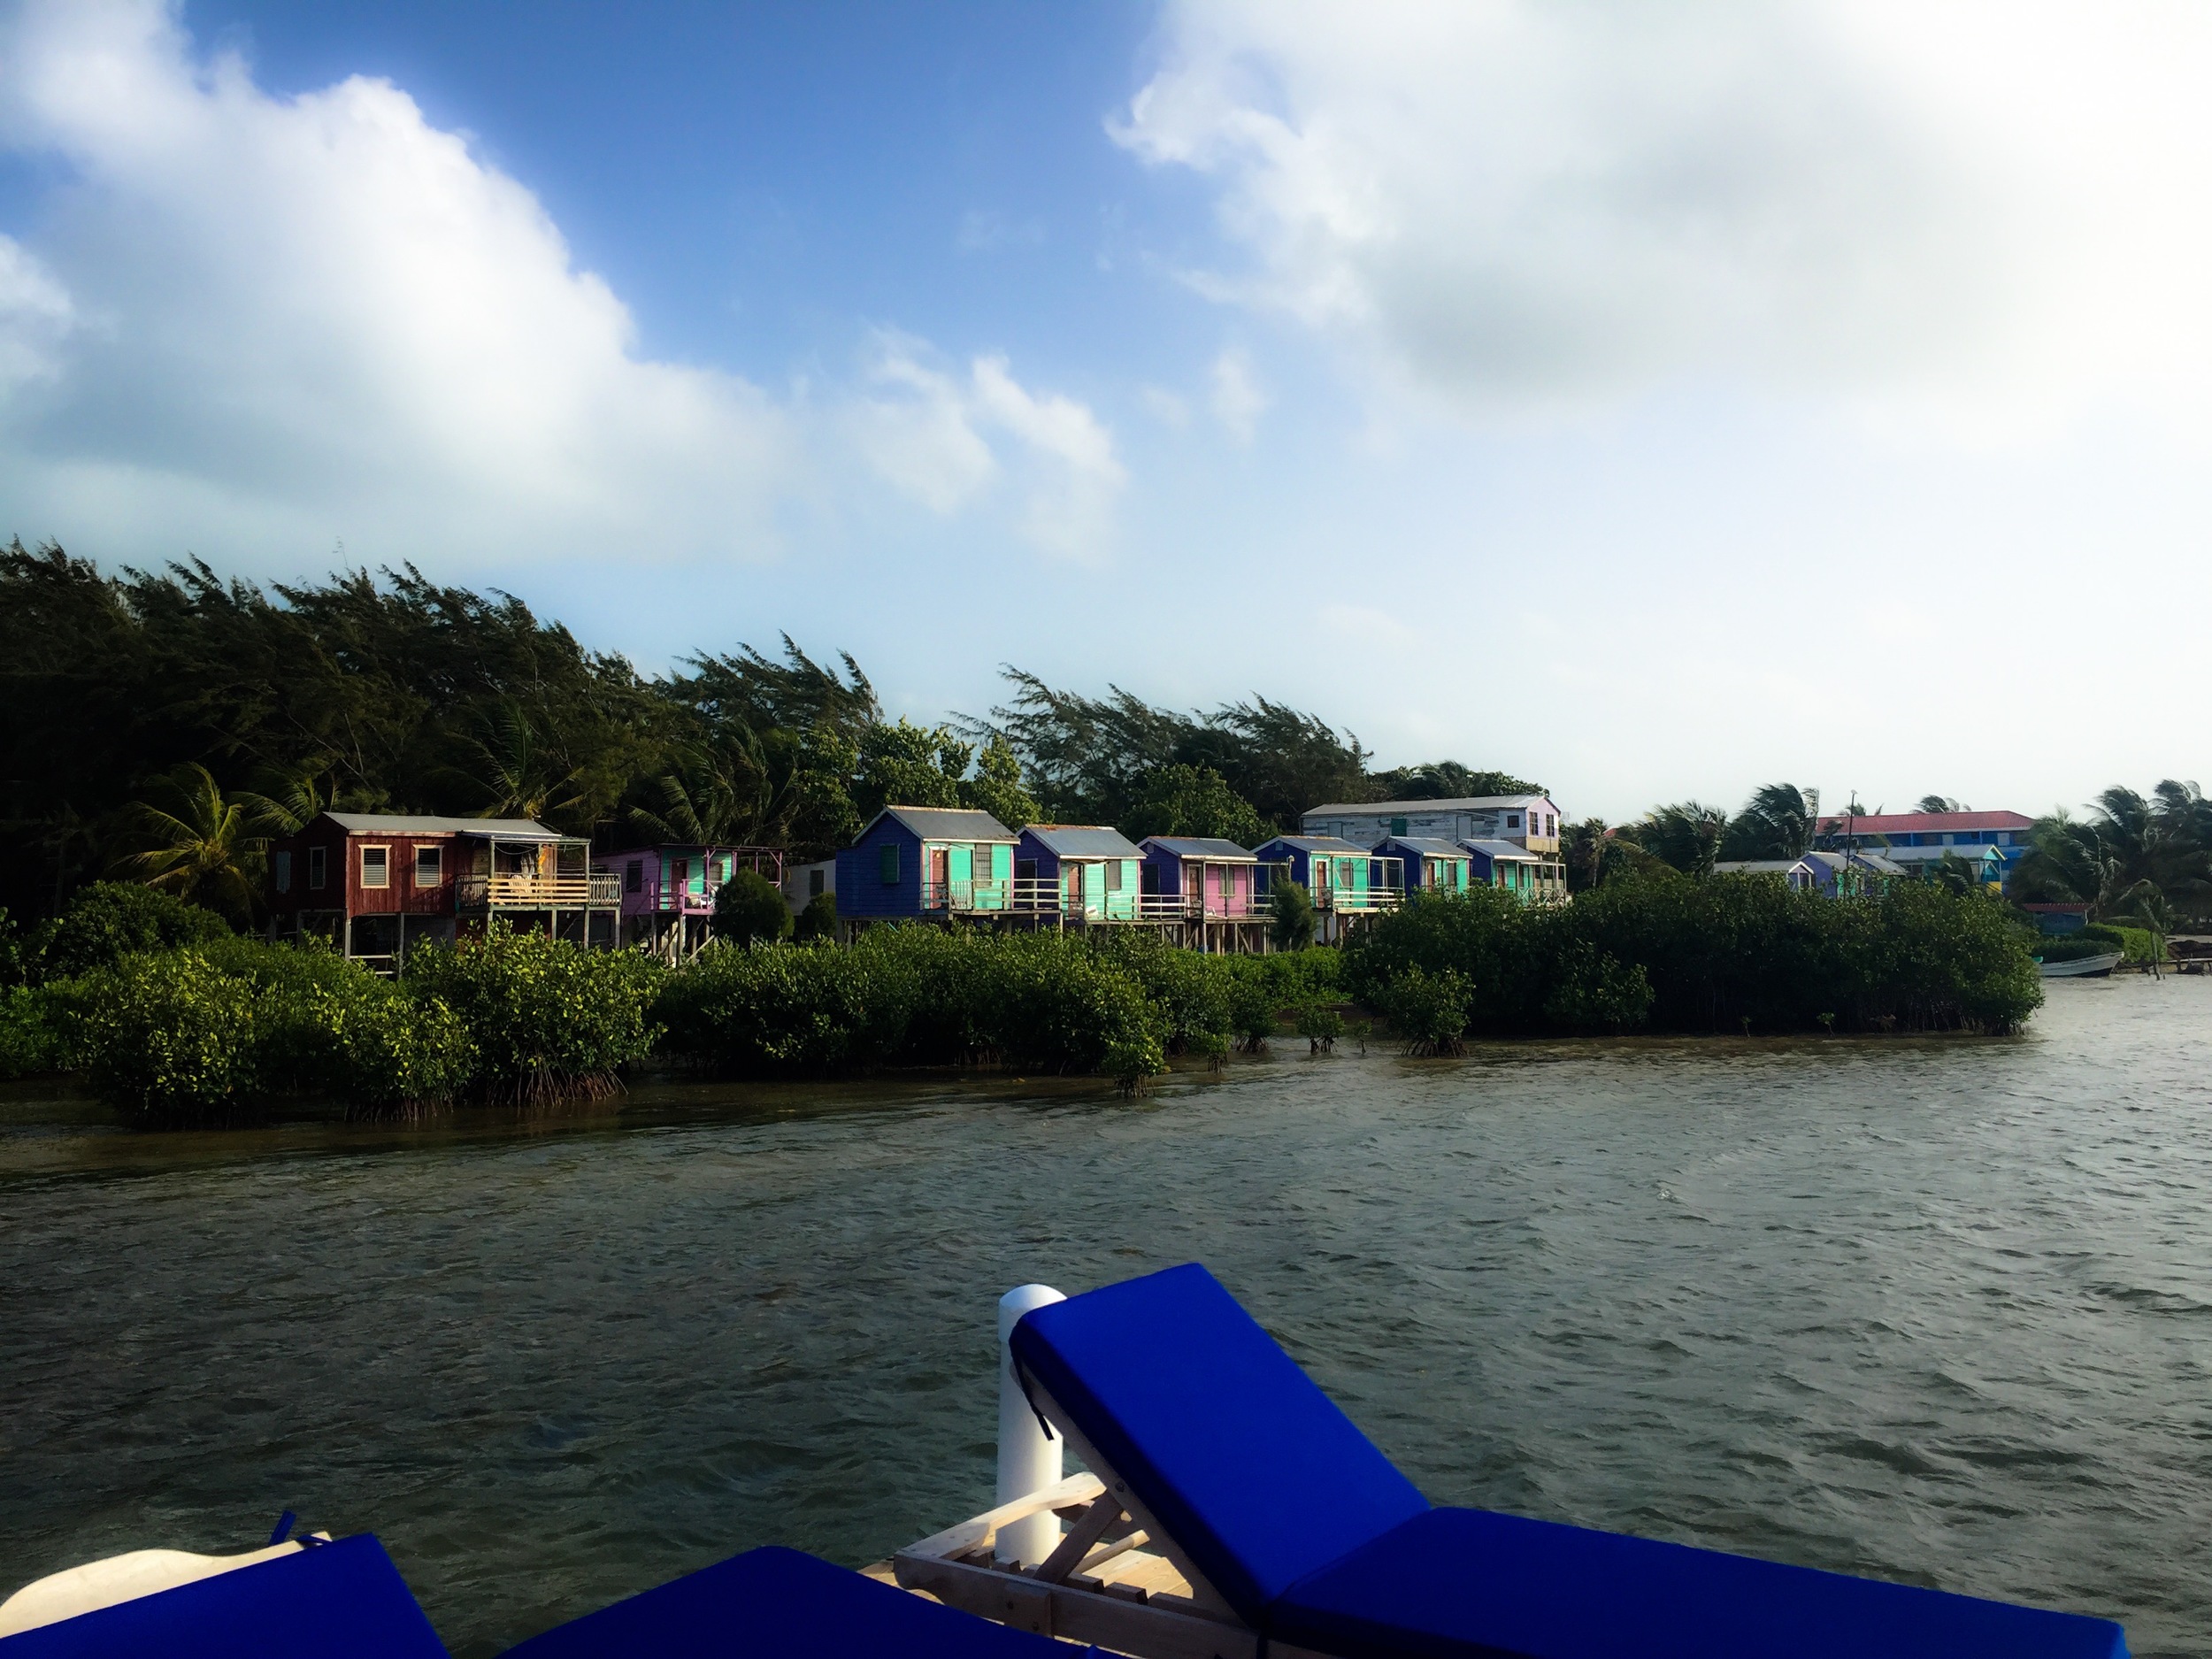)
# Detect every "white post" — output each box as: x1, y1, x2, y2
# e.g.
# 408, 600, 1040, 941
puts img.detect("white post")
995, 1282, 1065, 1567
